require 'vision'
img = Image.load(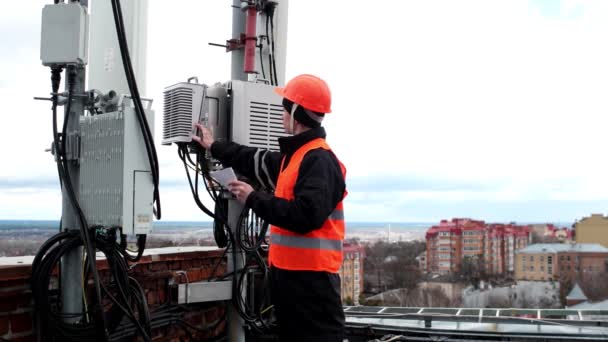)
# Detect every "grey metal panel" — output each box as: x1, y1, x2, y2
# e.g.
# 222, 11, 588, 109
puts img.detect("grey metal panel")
162, 81, 206, 145
79, 112, 125, 227
205, 85, 229, 144
41, 3, 89, 66
123, 107, 154, 235
230, 80, 288, 152
133, 171, 153, 232
177, 280, 232, 304
79, 107, 154, 235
